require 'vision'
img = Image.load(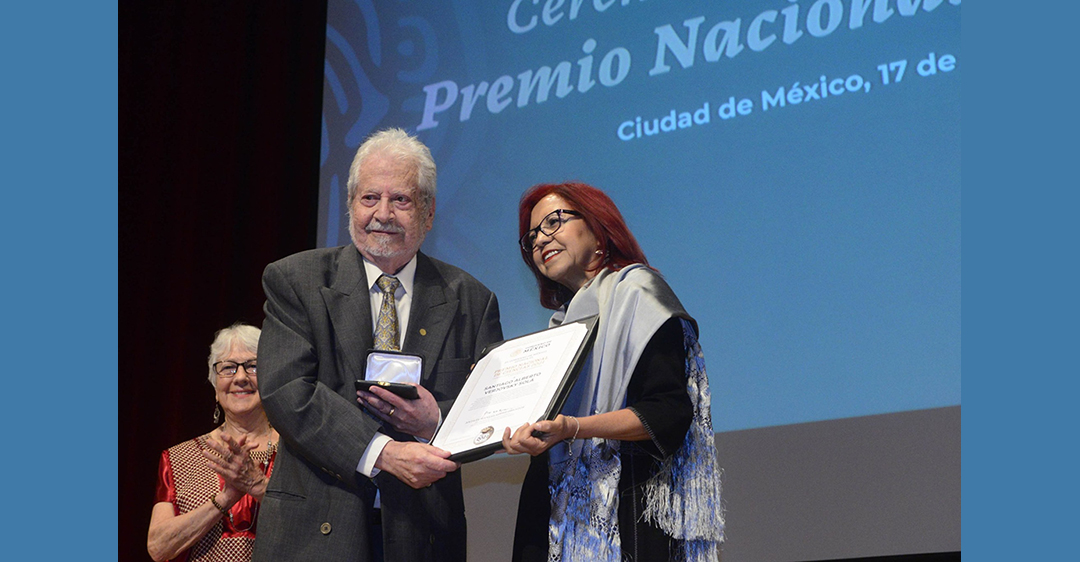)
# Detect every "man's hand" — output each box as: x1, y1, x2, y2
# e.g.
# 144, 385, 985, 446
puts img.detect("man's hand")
357, 383, 441, 440
374, 441, 460, 489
